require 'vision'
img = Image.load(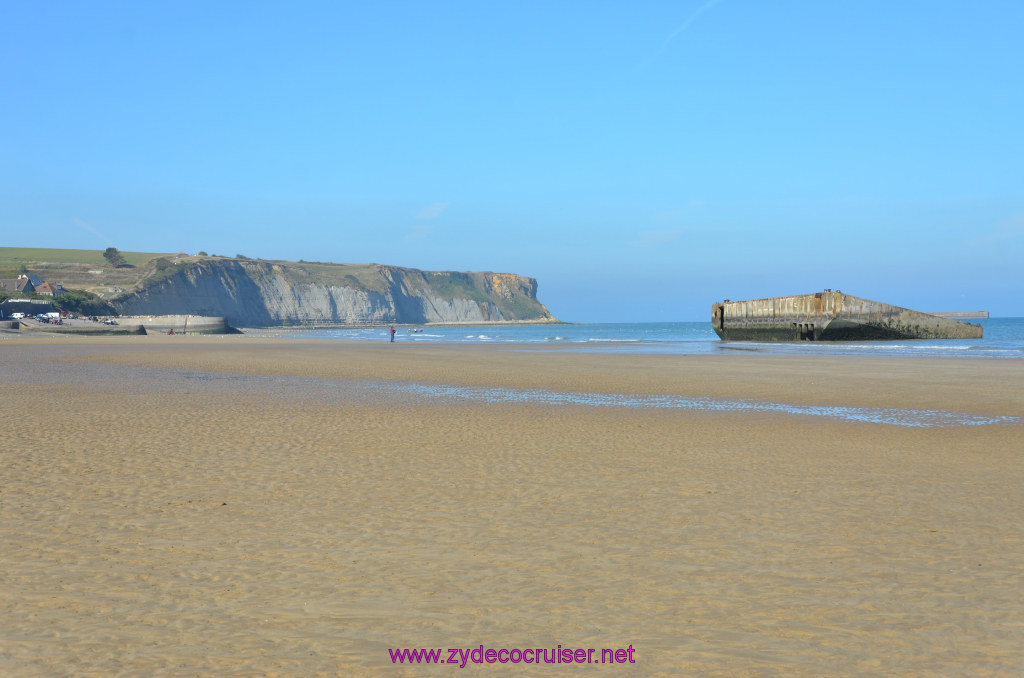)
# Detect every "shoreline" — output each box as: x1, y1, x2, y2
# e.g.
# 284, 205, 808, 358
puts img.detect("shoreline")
234, 321, 569, 337
0, 316, 569, 338
4, 333, 1023, 416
